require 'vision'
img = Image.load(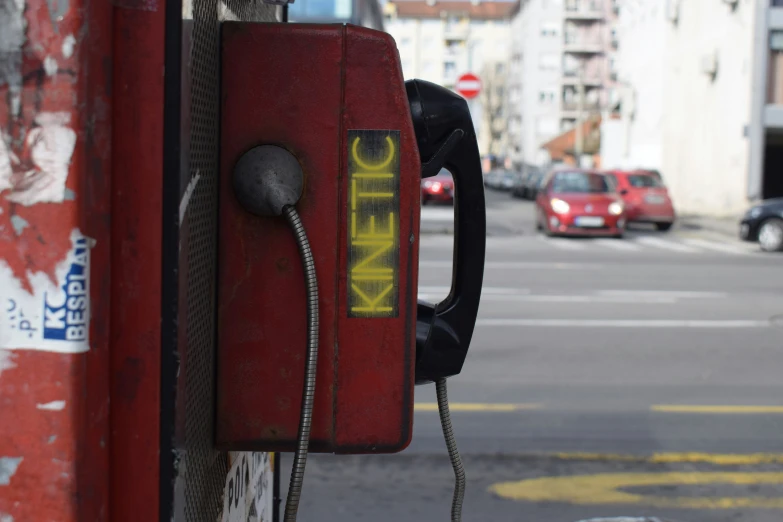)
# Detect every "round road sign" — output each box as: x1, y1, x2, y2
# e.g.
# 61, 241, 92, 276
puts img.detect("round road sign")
456, 73, 481, 99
